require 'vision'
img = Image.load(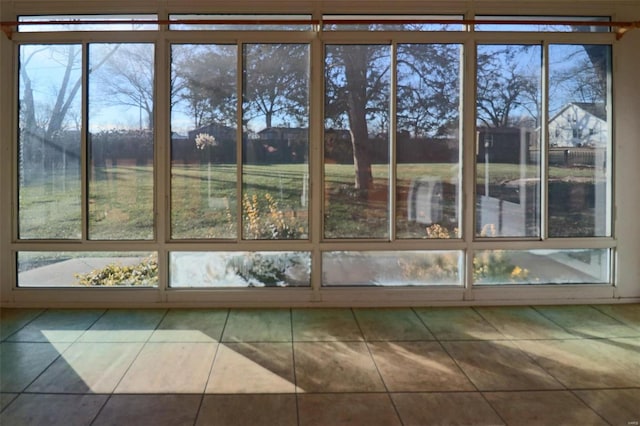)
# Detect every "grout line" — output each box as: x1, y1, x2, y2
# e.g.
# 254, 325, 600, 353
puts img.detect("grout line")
289, 308, 302, 426
351, 309, 407, 426
193, 308, 231, 426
